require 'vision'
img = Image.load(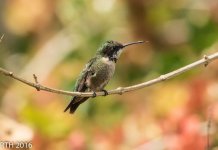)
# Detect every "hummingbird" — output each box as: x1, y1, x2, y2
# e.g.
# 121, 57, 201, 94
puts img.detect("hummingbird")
64, 40, 144, 114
